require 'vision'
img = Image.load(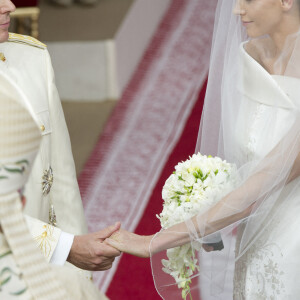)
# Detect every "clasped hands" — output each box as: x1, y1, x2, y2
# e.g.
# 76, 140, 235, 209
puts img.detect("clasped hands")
67, 222, 122, 271
67, 223, 152, 271
67, 221, 222, 272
